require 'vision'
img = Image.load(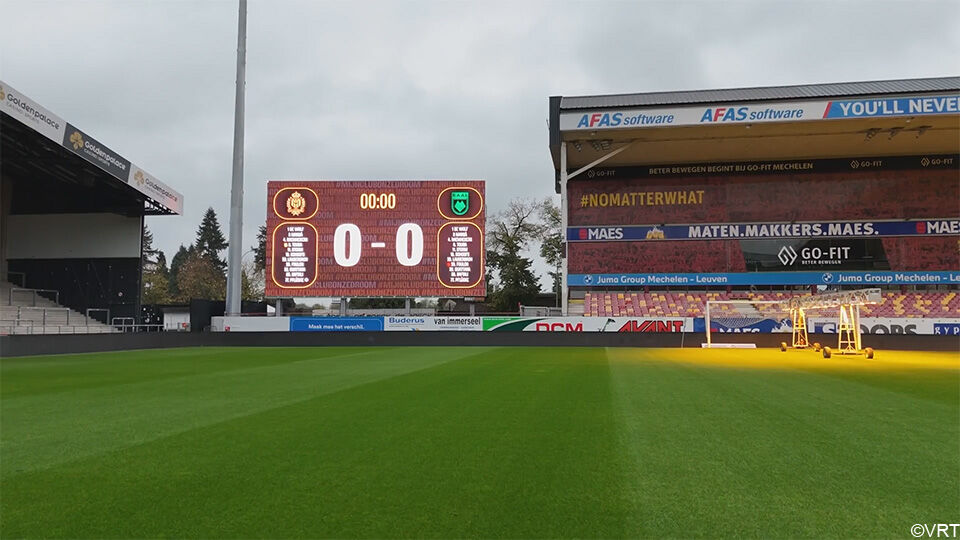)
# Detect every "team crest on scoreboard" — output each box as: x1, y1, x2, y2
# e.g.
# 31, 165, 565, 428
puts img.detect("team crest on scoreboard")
286, 191, 306, 216
451, 191, 470, 216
